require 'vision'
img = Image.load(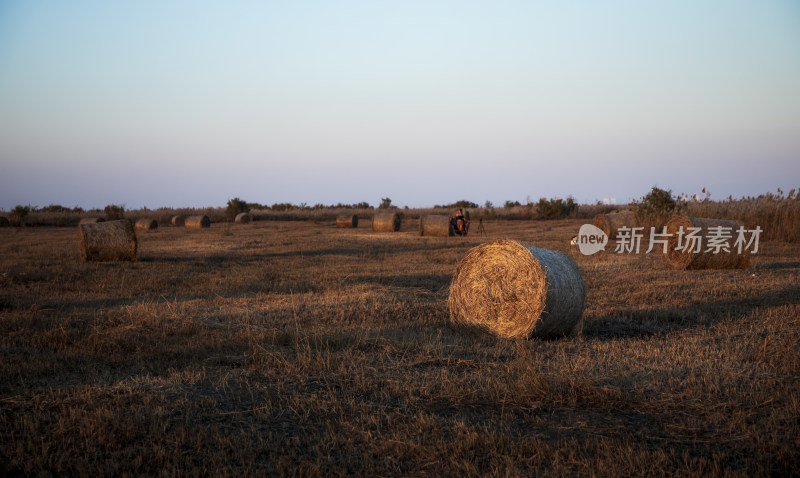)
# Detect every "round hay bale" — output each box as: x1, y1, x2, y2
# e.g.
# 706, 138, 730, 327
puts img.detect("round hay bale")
79, 217, 106, 224
663, 216, 750, 270
185, 215, 211, 229
448, 240, 585, 339
372, 212, 401, 232
235, 212, 252, 224
135, 218, 158, 231
171, 215, 186, 226
78, 219, 137, 262
419, 214, 453, 237
592, 210, 638, 239
336, 214, 358, 228
0, 216, 9, 227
